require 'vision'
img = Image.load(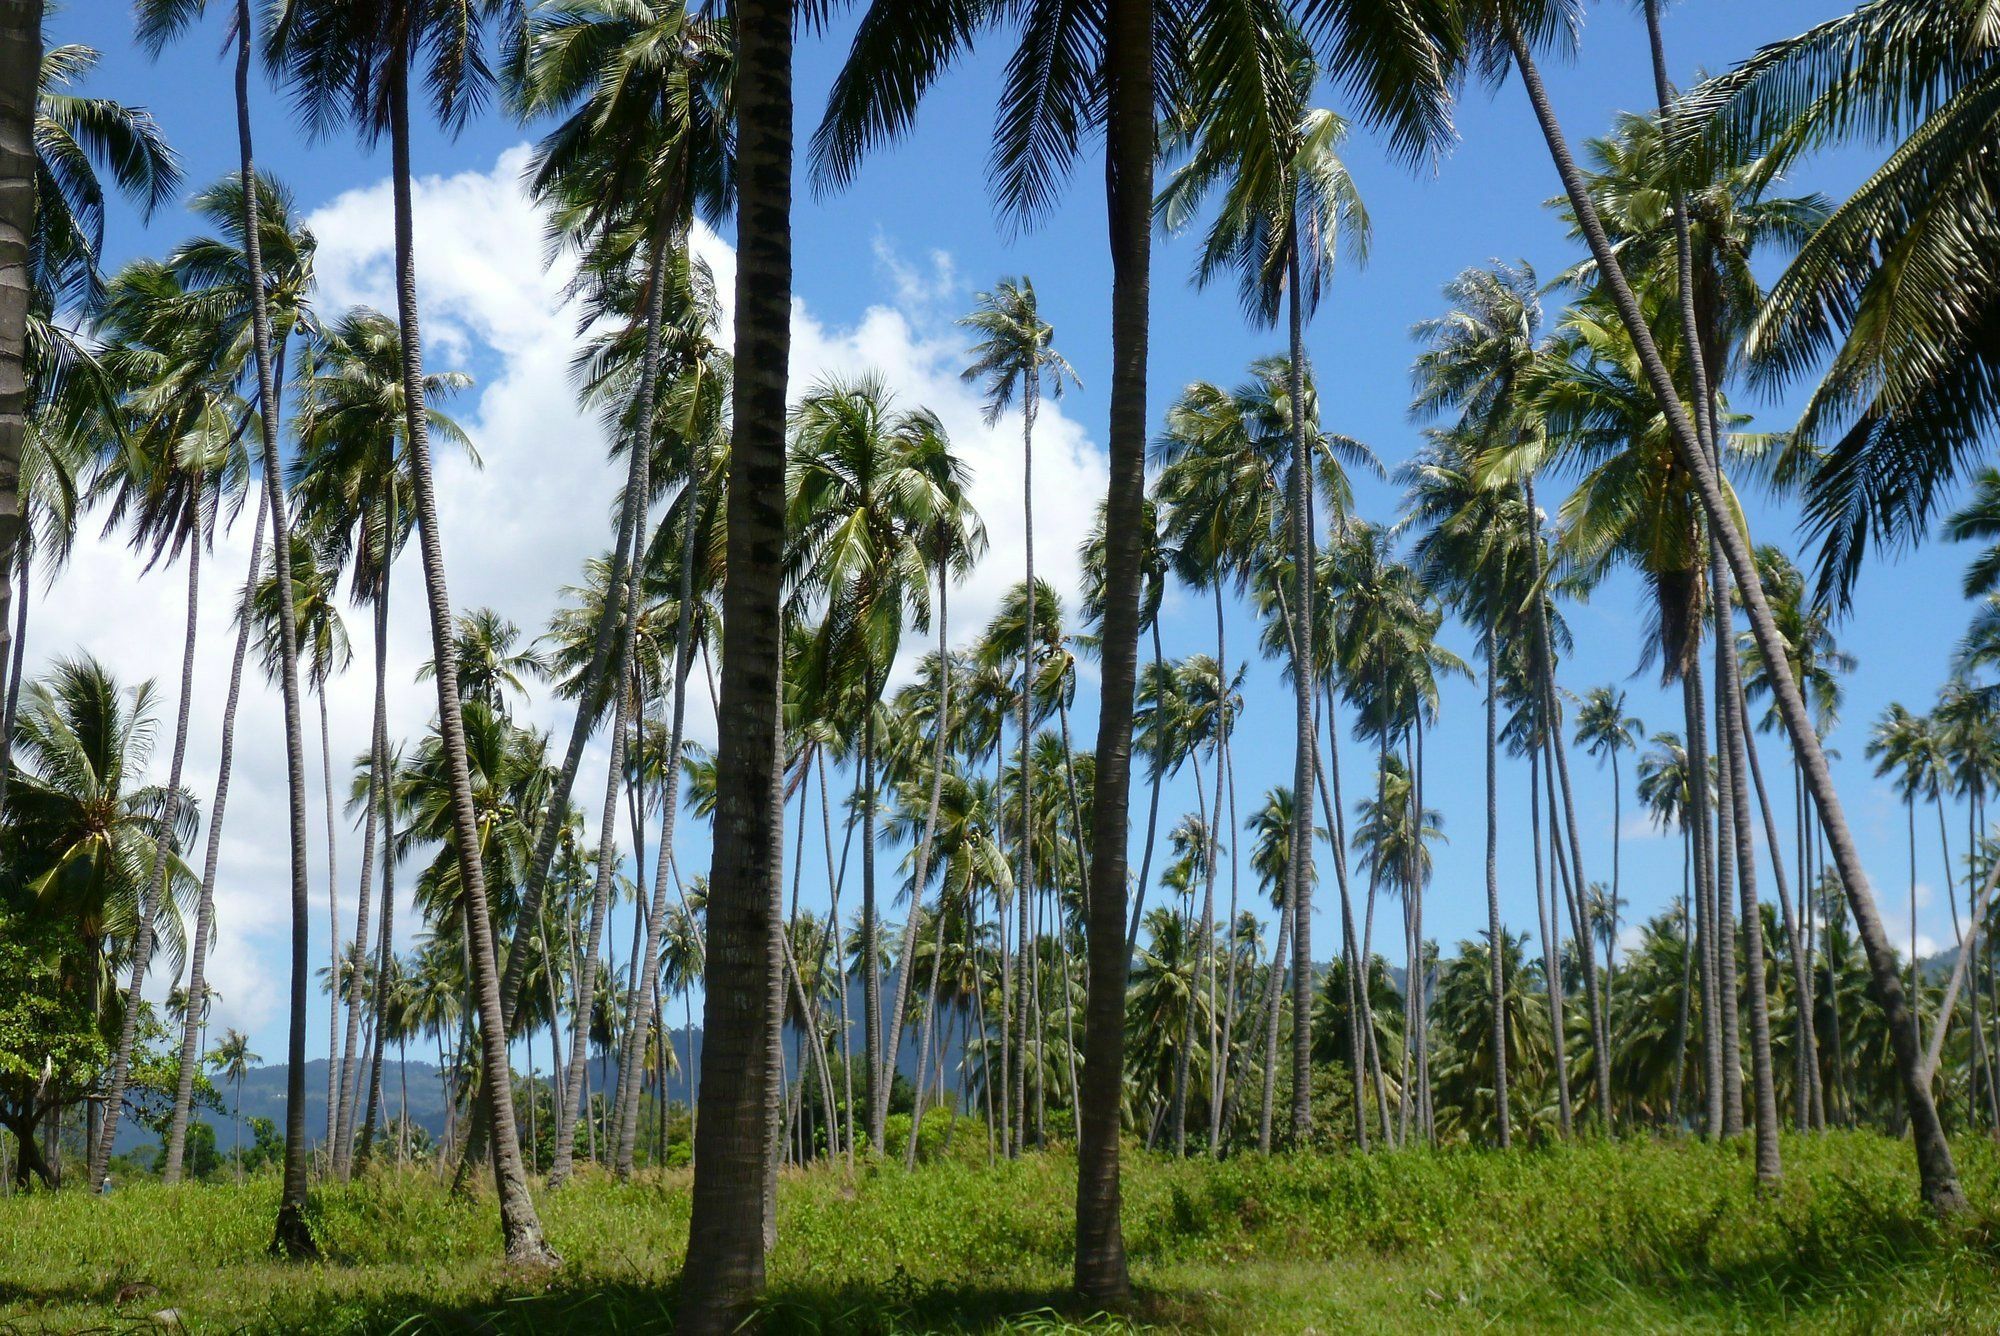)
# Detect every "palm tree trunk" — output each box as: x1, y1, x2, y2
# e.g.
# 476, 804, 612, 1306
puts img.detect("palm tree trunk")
613, 406, 706, 1179
231, 3, 313, 1257
1738, 687, 1821, 1133
1671, 825, 1692, 1124
1283, 244, 1316, 1149
1683, 662, 1722, 1136
164, 492, 266, 1182
321, 686, 341, 1164
1712, 619, 1743, 1136
883, 574, 954, 1123
1075, 0, 1149, 1297
356, 606, 398, 1172
1257, 870, 1293, 1153
1716, 579, 1780, 1183
1011, 375, 1039, 1159
93, 487, 203, 1187
1484, 615, 1509, 1148
4, 544, 28, 749
334, 563, 391, 1175
0, 0, 38, 810
678, 0, 790, 1315
1505, 17, 1962, 1211
1531, 742, 1571, 1134
1316, 673, 1374, 1150
386, 40, 554, 1264
1128, 618, 1168, 955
